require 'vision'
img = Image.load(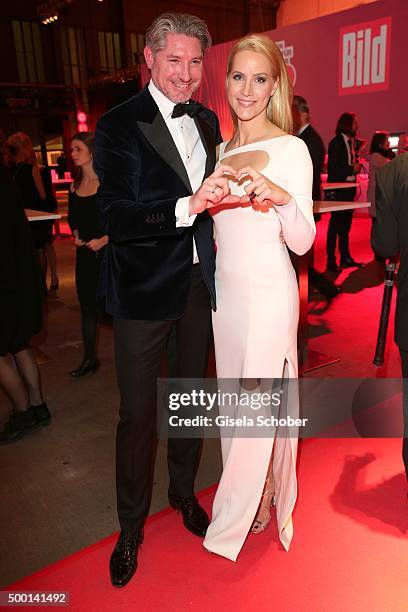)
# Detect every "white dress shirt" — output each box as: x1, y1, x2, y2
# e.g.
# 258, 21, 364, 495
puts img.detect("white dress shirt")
297, 122, 310, 137
148, 80, 207, 263
341, 132, 356, 181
